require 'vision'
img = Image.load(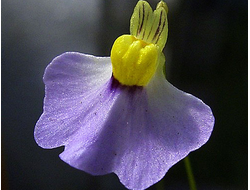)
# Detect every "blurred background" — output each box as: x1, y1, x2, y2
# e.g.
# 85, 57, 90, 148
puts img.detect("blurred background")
2, 0, 247, 189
